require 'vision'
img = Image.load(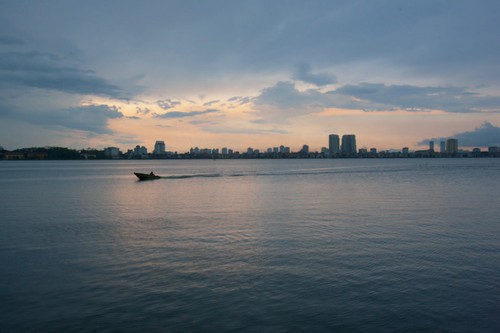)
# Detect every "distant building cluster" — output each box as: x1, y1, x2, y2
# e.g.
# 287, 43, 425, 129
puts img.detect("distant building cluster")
1, 136, 500, 160
121, 141, 169, 159
327, 134, 357, 157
